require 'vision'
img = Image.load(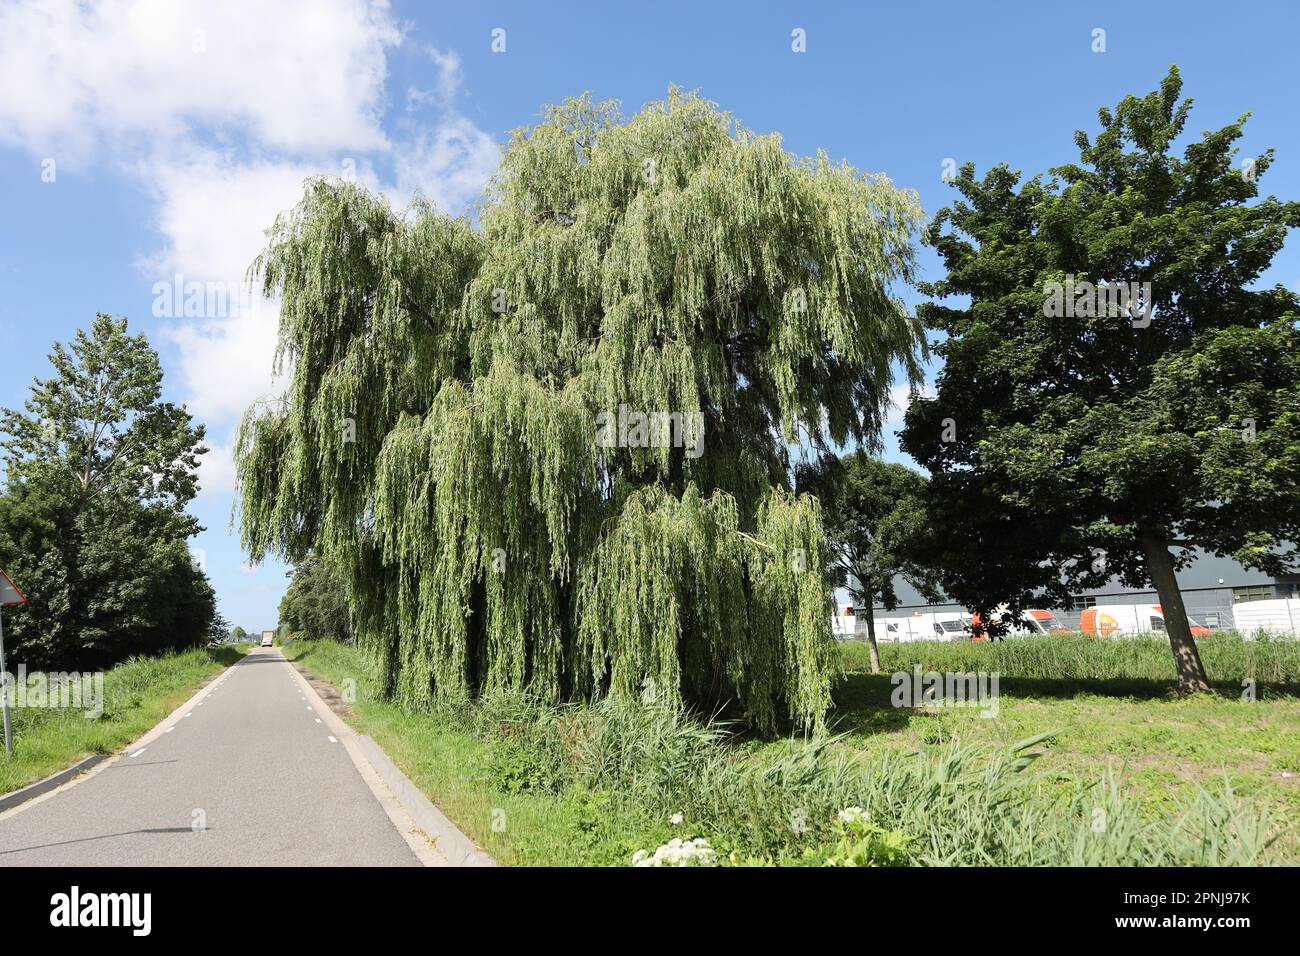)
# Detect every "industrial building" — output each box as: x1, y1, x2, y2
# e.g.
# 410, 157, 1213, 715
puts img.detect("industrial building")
837, 550, 1300, 633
